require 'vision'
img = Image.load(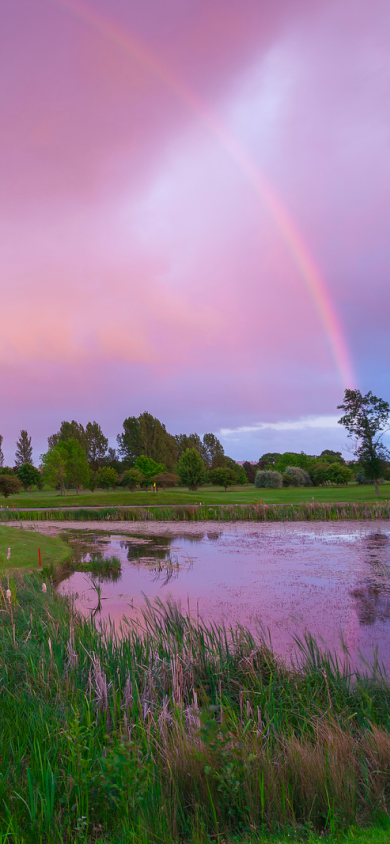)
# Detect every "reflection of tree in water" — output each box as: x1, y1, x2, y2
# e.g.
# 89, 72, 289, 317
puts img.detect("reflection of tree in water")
122, 536, 173, 563
351, 532, 390, 625
121, 536, 193, 585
